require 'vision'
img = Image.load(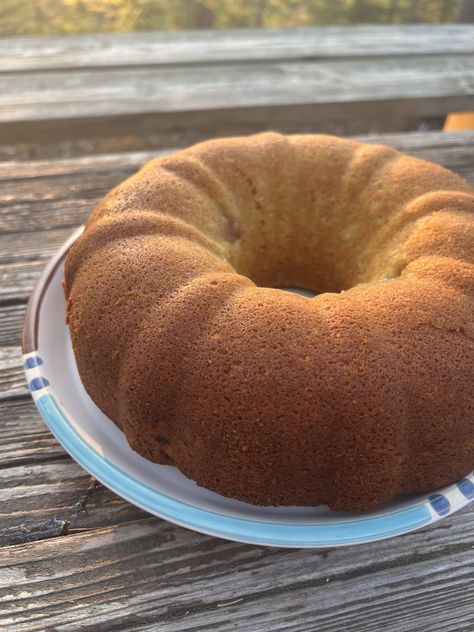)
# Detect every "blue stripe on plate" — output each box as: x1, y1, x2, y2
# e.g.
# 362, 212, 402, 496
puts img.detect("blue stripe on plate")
36, 393, 433, 547
29, 376, 50, 391
24, 356, 43, 368
429, 493, 451, 516
457, 478, 474, 500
